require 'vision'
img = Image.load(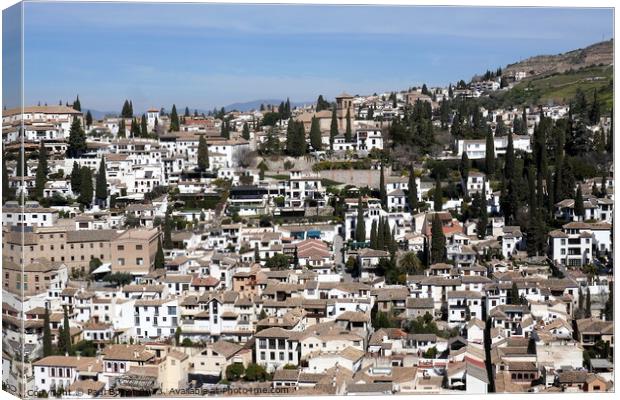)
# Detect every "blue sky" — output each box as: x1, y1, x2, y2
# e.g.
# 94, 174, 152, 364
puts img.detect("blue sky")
2, 2, 614, 112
